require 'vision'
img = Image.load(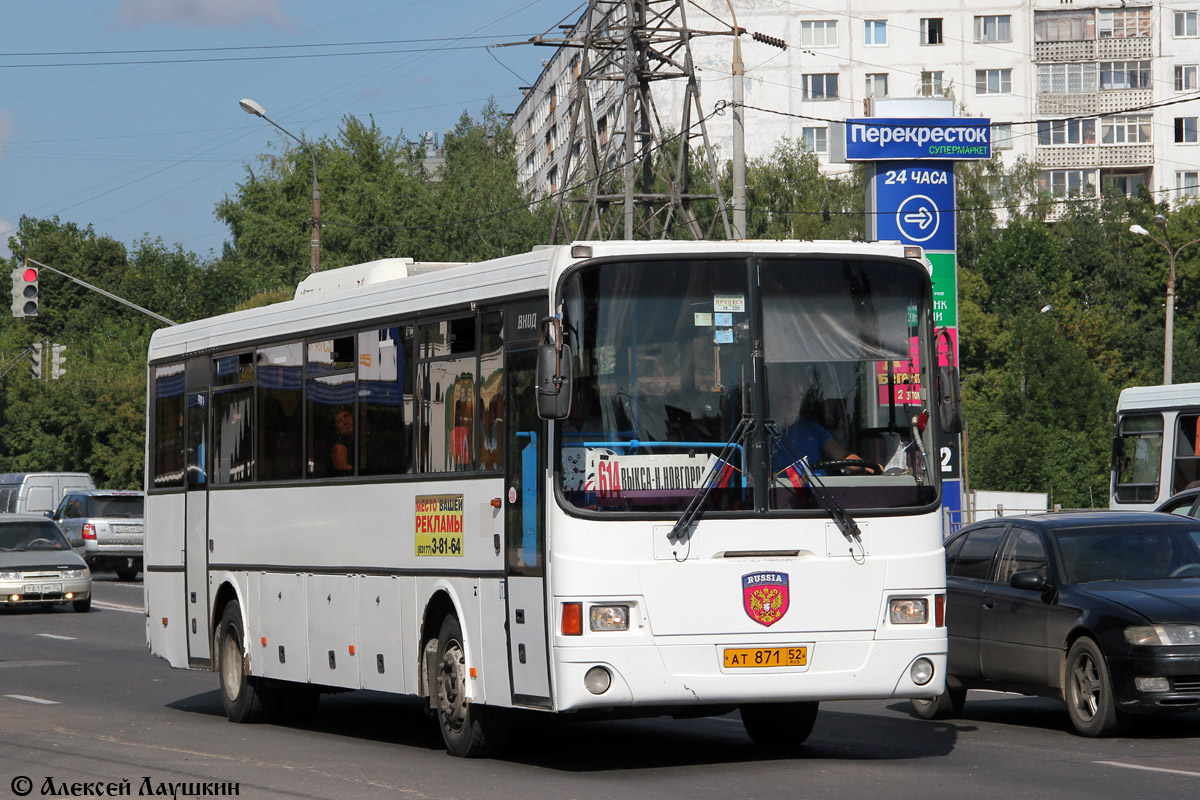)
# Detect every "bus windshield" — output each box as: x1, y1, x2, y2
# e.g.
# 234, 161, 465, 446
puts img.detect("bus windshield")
558, 255, 938, 515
